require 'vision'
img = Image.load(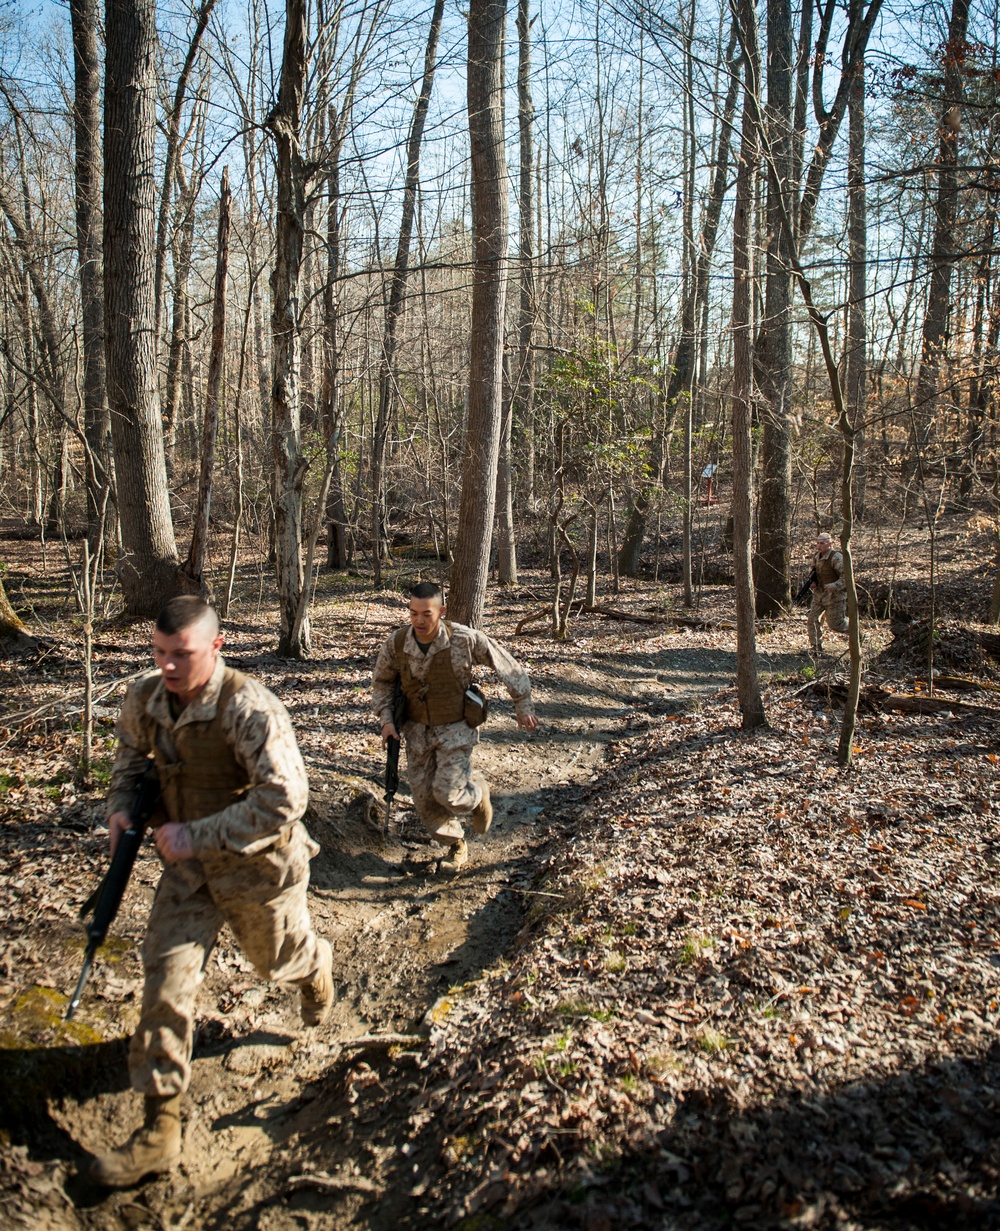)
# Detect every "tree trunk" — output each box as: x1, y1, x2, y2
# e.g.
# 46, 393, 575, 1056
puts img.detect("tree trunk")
104, 0, 186, 617
449, 0, 508, 628
732, 0, 767, 730
496, 357, 518, 583
754, 0, 794, 617
153, 0, 217, 334
911, 0, 970, 457
69, 0, 110, 547
322, 111, 349, 570
371, 0, 446, 583
268, 0, 311, 658
184, 168, 230, 588
845, 28, 867, 522
619, 21, 741, 577
513, 0, 536, 509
